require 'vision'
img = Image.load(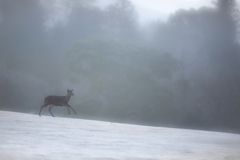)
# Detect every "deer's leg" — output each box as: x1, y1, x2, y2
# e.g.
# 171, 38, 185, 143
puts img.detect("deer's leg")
67, 106, 70, 114
39, 104, 48, 117
48, 105, 55, 117
65, 104, 76, 114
